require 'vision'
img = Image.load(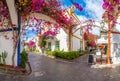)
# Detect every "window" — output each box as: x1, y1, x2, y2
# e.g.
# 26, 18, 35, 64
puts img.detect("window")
48, 42, 51, 51
55, 41, 60, 50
